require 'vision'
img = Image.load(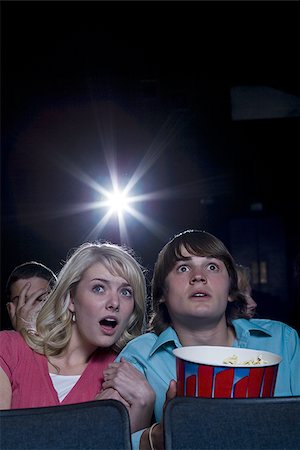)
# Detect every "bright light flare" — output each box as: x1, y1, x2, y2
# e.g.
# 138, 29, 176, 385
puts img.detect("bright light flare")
50, 110, 199, 244
106, 189, 130, 214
